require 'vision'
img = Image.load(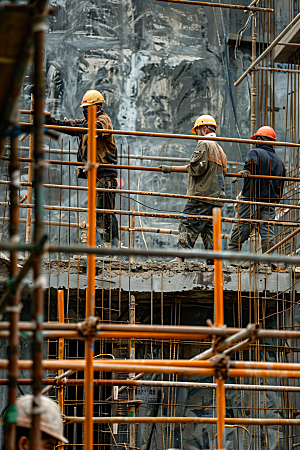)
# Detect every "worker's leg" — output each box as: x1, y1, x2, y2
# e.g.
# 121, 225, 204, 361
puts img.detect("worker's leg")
259, 205, 275, 253
177, 201, 213, 263
228, 203, 252, 264
96, 177, 119, 246
199, 205, 214, 264
105, 177, 119, 247
96, 177, 106, 243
